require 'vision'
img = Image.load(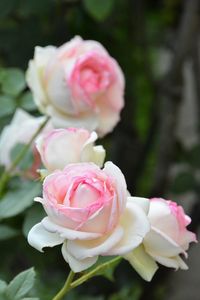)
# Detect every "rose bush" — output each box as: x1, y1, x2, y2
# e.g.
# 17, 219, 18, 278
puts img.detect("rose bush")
0, 108, 52, 178
26, 36, 125, 137
28, 162, 150, 272
36, 127, 105, 173
125, 198, 197, 281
